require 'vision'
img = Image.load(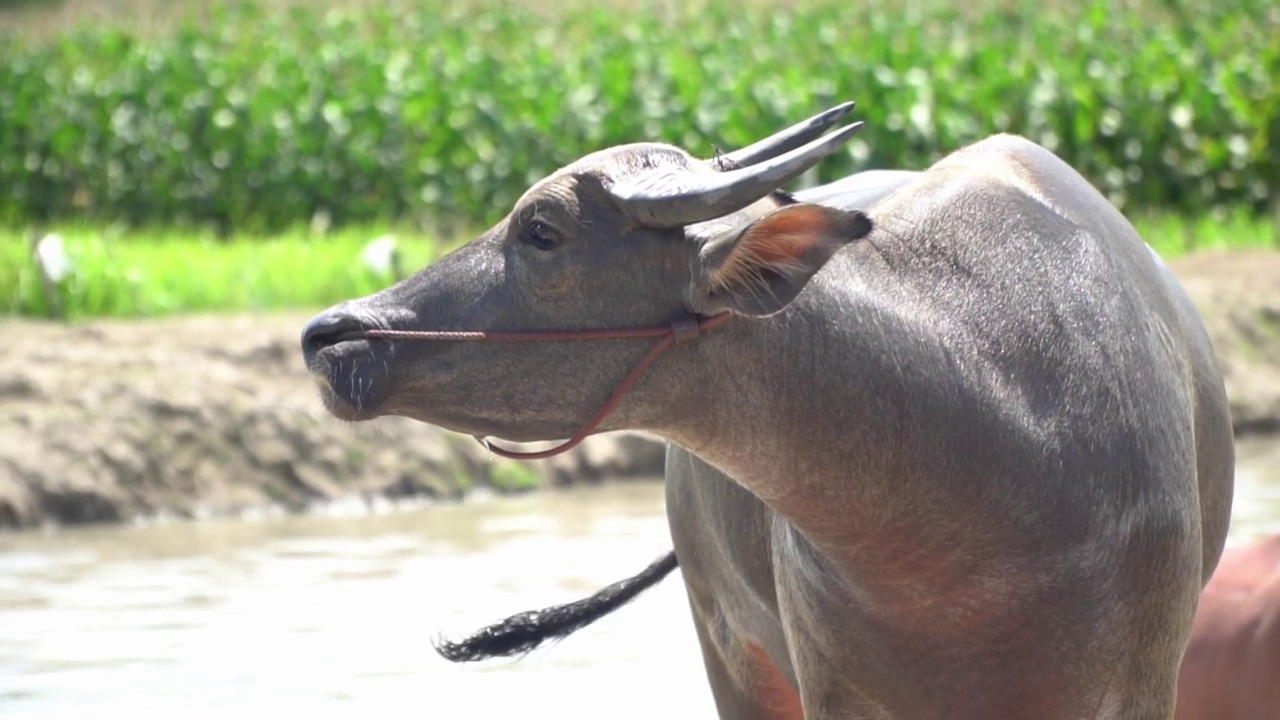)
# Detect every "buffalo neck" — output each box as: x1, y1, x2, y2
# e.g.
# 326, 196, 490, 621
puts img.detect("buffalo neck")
642, 266, 929, 557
